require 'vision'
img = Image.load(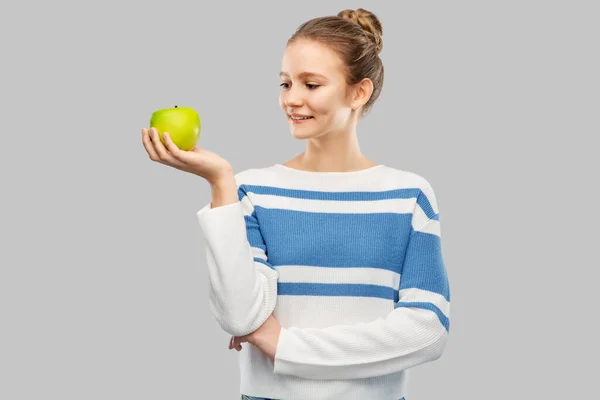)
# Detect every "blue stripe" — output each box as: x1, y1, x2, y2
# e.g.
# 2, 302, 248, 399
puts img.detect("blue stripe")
416, 191, 438, 221
400, 230, 450, 302
278, 282, 399, 301
254, 207, 412, 273
239, 184, 422, 202
244, 215, 267, 252
395, 301, 450, 332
